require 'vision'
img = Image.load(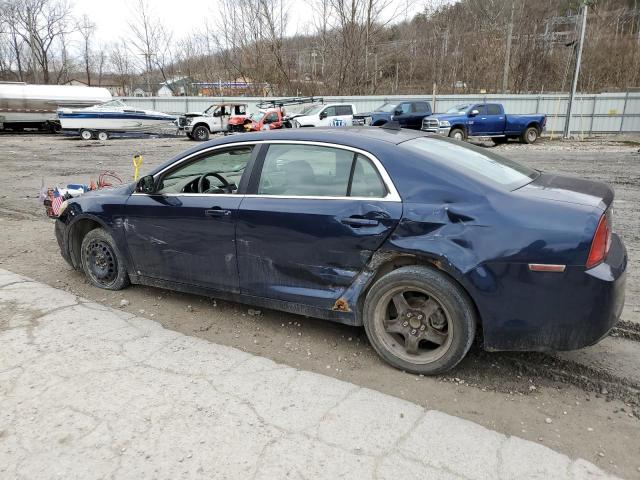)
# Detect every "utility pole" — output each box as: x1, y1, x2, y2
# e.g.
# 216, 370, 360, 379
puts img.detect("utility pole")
502, 1, 515, 93
563, 2, 588, 139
